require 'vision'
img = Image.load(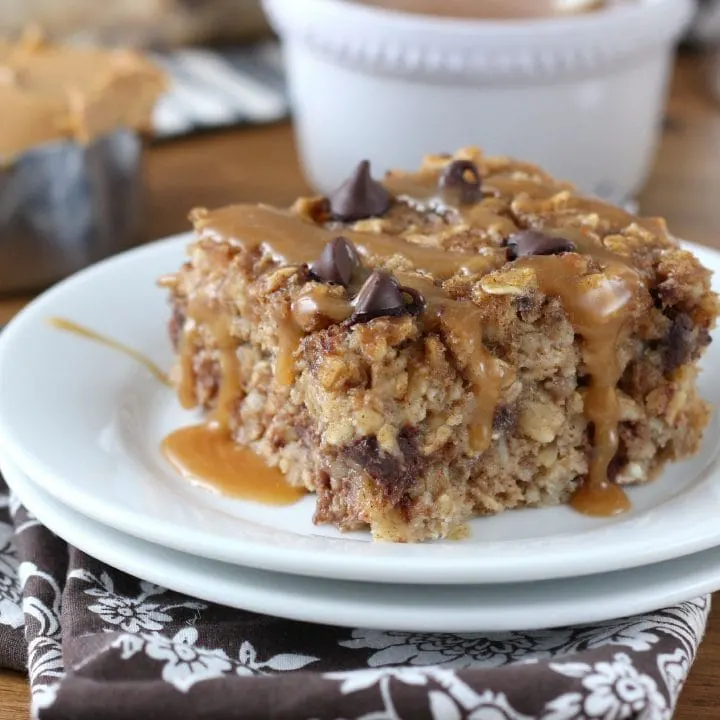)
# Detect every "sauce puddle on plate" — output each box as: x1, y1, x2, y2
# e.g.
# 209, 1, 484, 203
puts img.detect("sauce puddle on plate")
161, 424, 305, 505
49, 316, 303, 505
